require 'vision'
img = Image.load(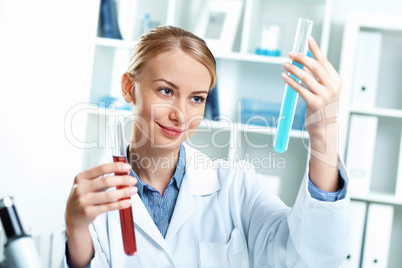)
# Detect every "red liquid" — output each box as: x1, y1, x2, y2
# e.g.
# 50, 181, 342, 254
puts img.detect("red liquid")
113, 155, 137, 256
